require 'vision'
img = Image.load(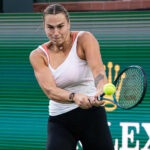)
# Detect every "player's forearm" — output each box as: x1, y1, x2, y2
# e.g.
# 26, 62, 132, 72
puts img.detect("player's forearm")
94, 72, 107, 90
43, 86, 72, 103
